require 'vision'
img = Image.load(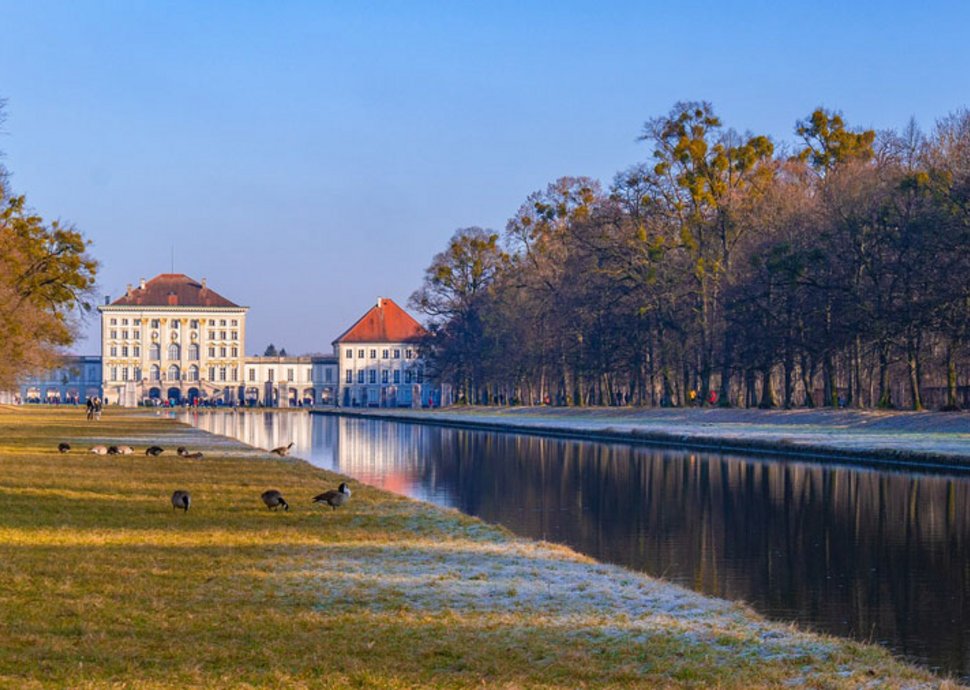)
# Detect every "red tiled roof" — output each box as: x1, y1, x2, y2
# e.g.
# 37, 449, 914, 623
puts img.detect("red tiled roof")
108, 274, 239, 308
333, 298, 426, 344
